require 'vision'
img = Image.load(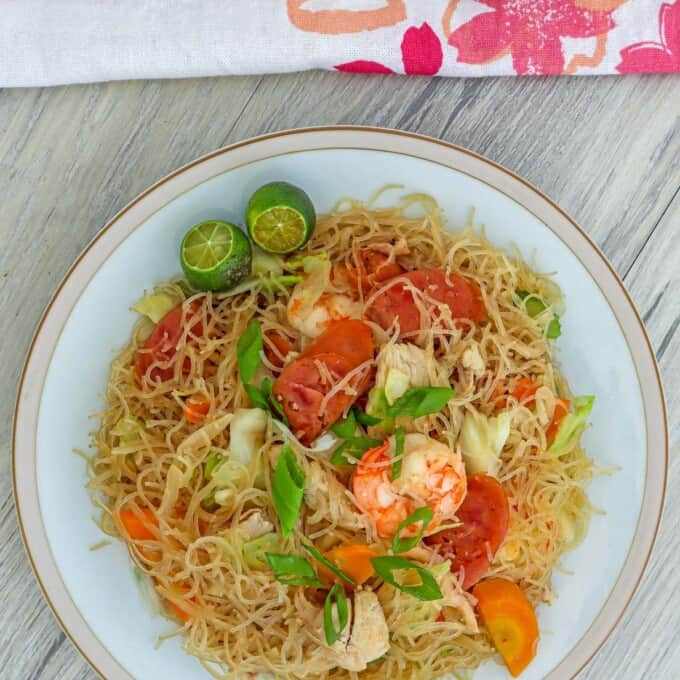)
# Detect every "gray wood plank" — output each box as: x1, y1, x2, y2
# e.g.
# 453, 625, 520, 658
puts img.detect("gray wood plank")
227, 71, 680, 276
0, 70, 677, 680
579, 189, 680, 680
